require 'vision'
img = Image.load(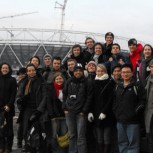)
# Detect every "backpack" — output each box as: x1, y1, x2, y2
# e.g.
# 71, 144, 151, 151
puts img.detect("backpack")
26, 121, 46, 153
